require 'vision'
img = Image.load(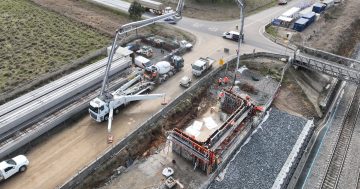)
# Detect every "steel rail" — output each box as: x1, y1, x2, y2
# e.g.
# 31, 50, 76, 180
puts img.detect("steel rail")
320, 87, 360, 189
